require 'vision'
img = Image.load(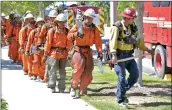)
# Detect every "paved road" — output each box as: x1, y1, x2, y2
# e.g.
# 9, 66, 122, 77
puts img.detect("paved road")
1, 46, 97, 110
142, 58, 156, 76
